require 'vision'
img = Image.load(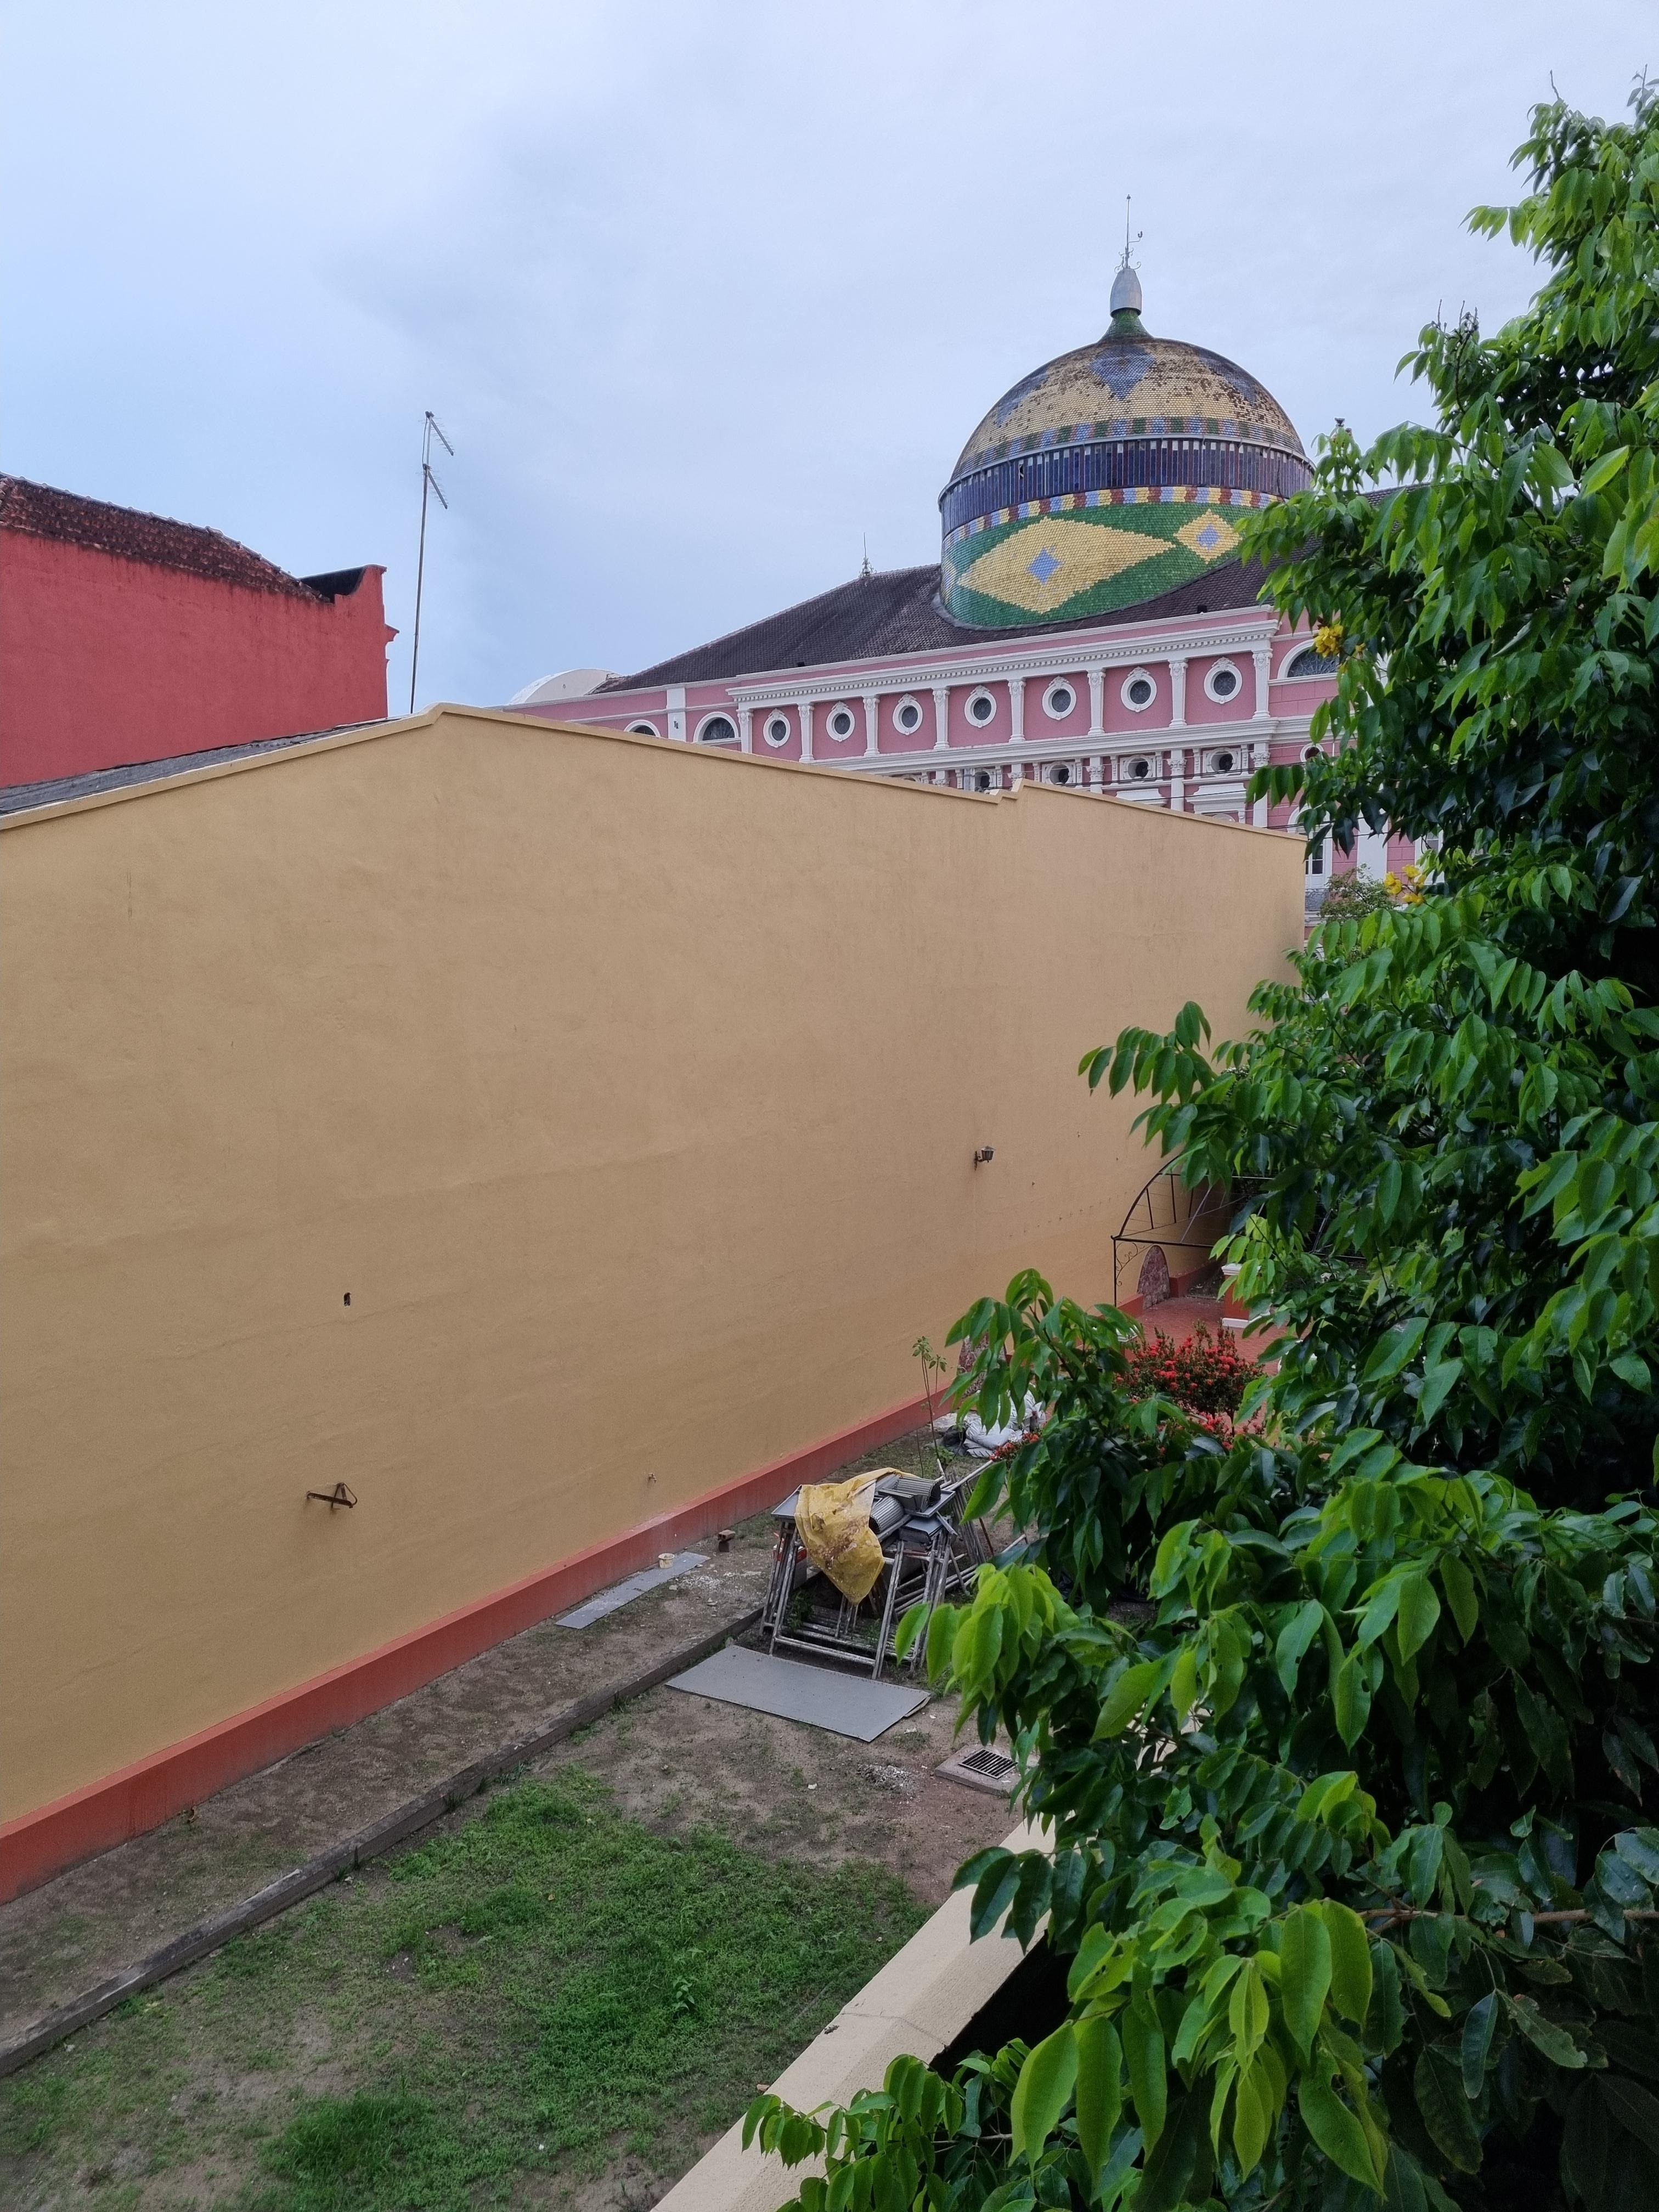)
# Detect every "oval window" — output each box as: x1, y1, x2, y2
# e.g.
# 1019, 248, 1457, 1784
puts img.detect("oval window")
1213, 749, 1236, 775
827, 706, 855, 738
1125, 674, 1154, 709
1210, 666, 1239, 699
895, 699, 923, 733
764, 714, 791, 747
1127, 757, 1152, 781
1050, 764, 1071, 786
968, 691, 996, 724
1044, 682, 1075, 719
975, 769, 994, 791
